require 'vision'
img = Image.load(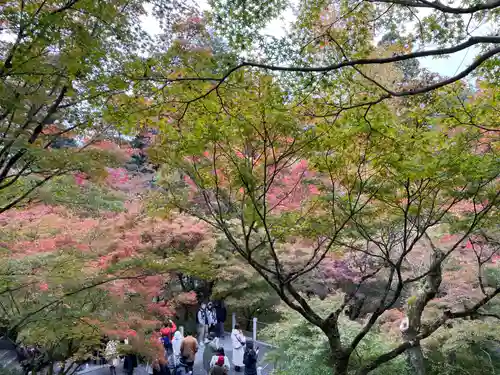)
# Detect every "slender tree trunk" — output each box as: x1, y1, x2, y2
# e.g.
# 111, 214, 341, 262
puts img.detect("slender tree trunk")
401, 328, 426, 375
324, 323, 349, 375
333, 358, 349, 375
399, 249, 444, 375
